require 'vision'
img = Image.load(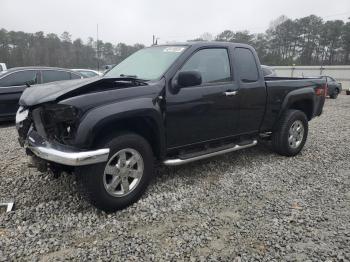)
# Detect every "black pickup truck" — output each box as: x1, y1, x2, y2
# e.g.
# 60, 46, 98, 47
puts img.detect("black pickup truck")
16, 42, 326, 212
